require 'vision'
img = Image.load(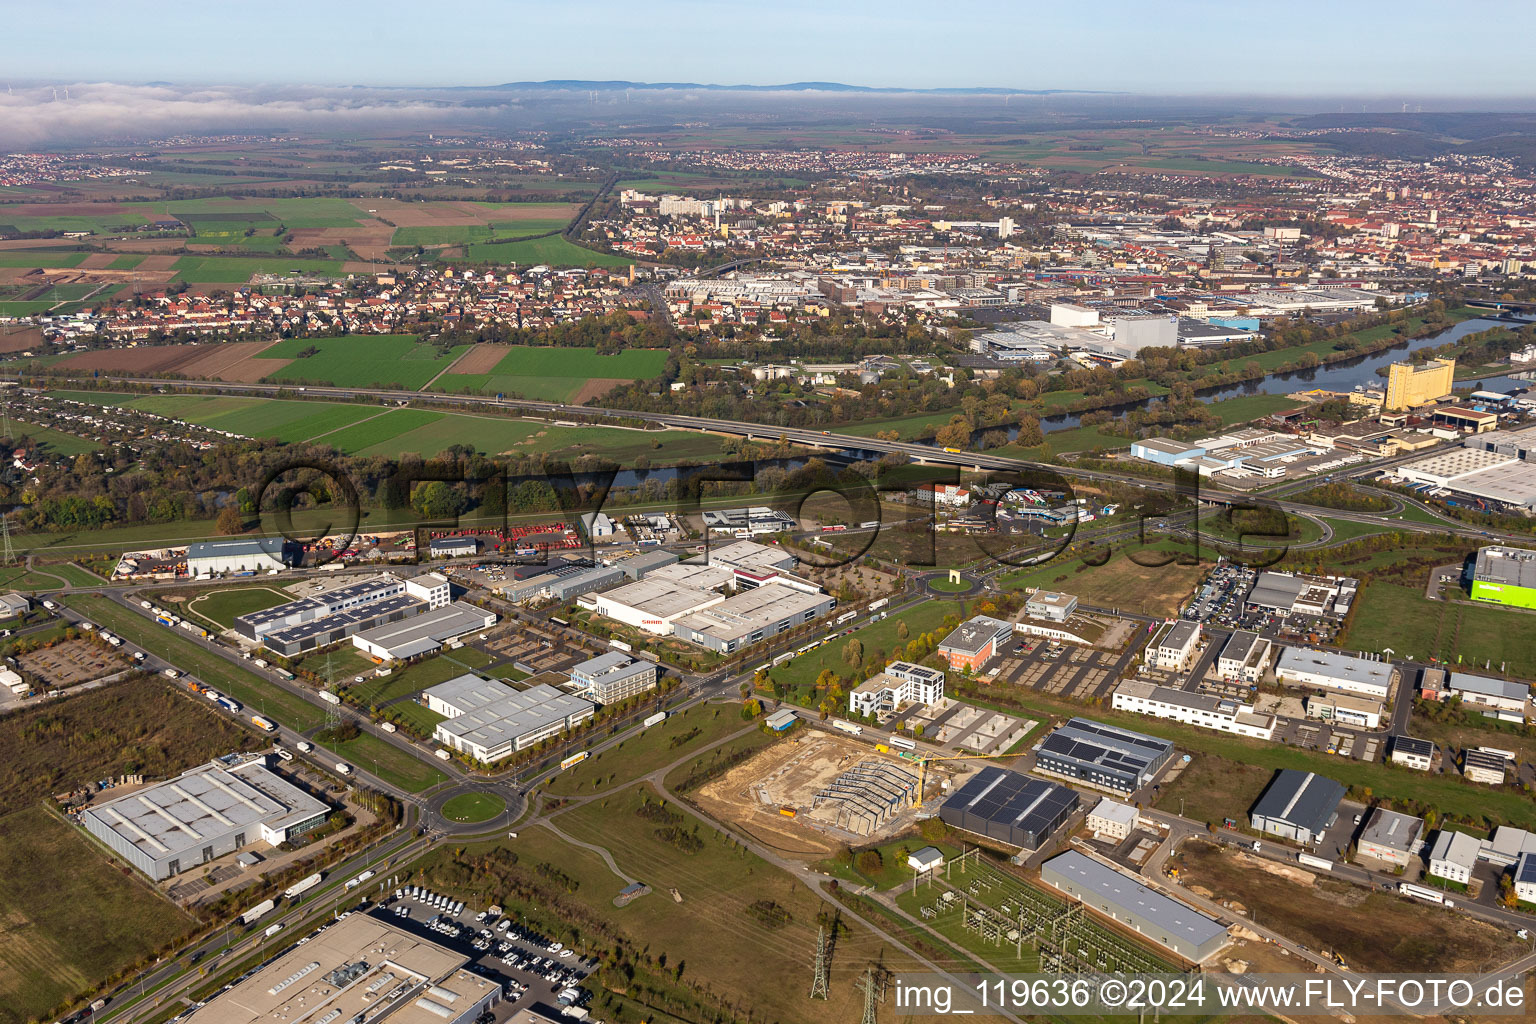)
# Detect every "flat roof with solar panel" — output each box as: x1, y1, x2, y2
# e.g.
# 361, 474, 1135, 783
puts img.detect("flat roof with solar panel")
937, 766, 1078, 850
1034, 717, 1174, 793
